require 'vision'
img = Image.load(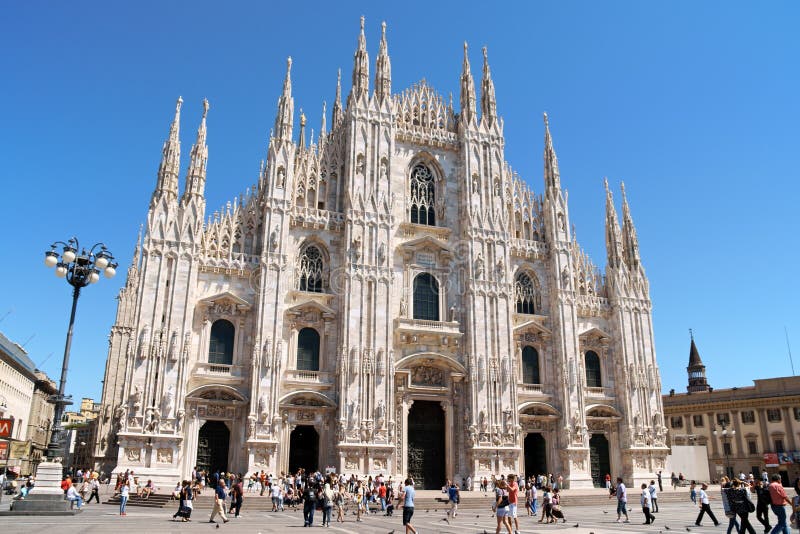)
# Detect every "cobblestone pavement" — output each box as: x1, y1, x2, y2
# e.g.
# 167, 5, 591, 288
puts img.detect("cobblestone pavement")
0, 499, 753, 534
